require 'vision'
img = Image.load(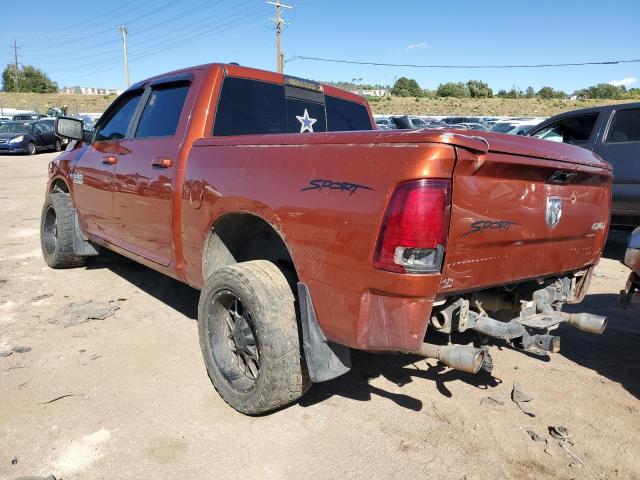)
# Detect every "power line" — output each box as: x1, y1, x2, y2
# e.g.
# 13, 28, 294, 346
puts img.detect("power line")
287, 56, 640, 69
